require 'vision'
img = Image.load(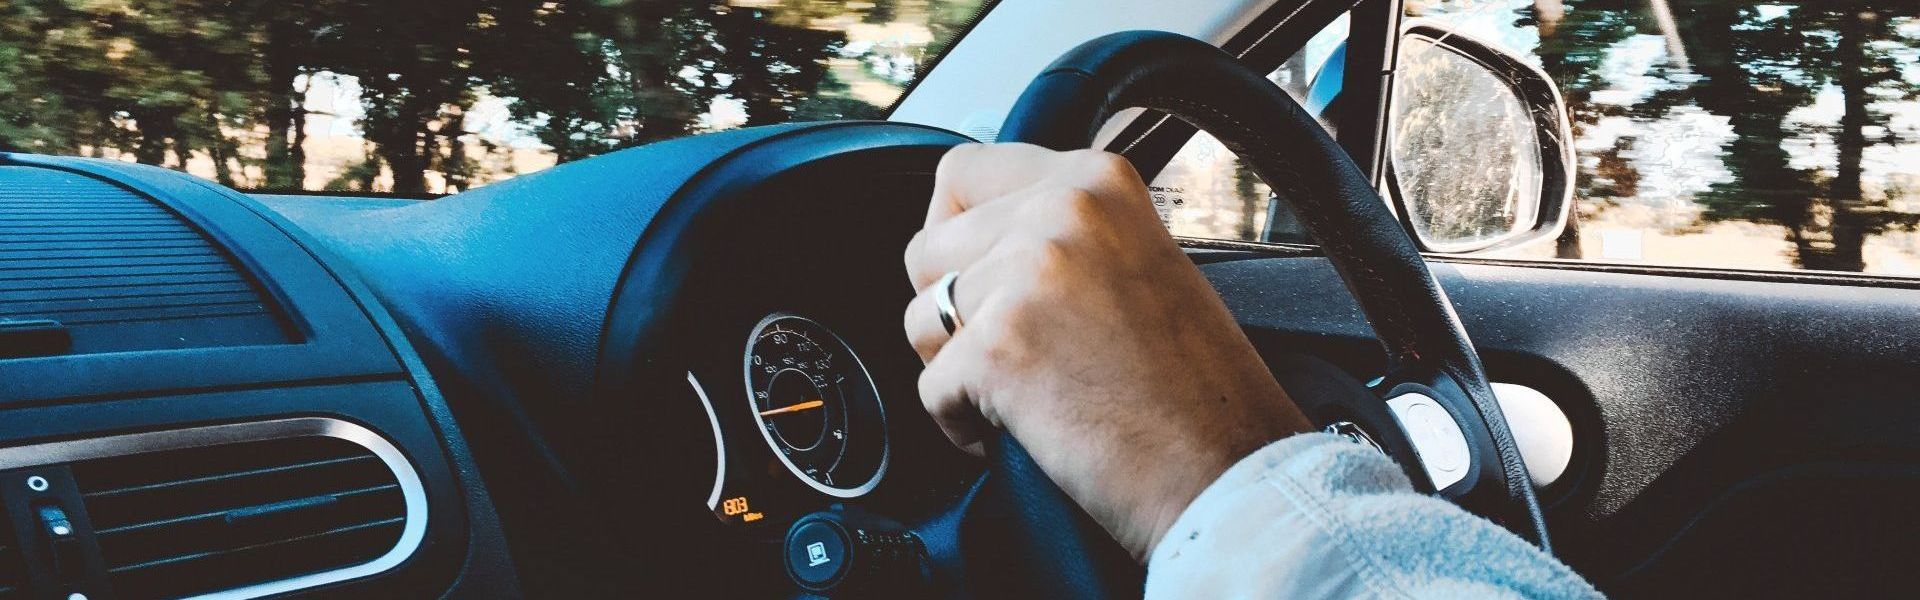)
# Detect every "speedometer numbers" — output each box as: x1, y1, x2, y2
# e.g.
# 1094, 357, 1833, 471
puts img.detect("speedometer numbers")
745, 314, 888, 498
